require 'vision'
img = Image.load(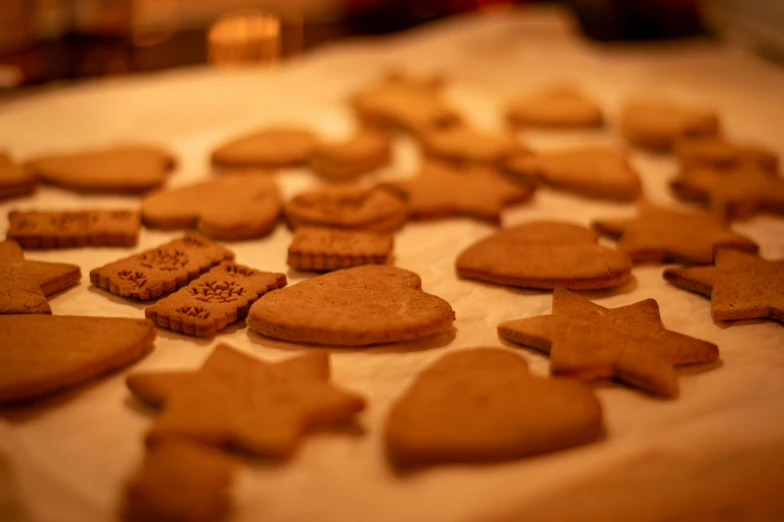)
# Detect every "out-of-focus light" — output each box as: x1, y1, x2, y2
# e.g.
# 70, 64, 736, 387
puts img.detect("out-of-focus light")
132, 0, 180, 48
208, 9, 281, 67
0, 64, 23, 88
